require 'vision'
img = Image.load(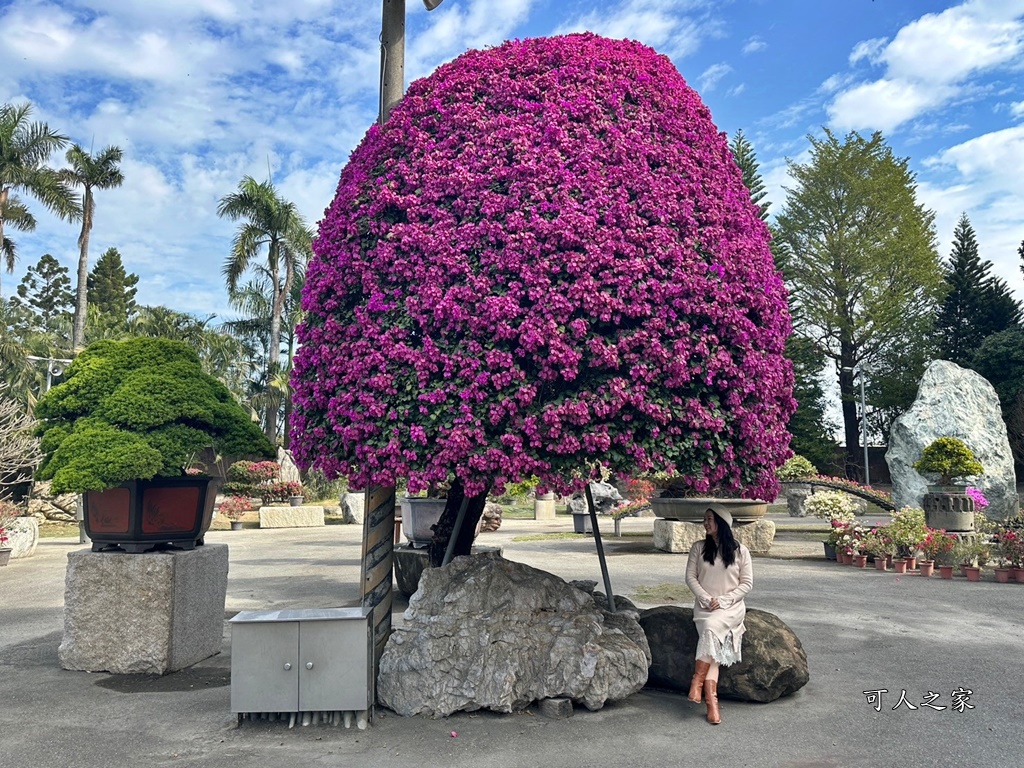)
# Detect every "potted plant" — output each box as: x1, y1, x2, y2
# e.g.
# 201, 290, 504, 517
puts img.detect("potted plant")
34, 338, 275, 553
804, 491, 858, 526
887, 507, 928, 568
218, 496, 251, 531
0, 500, 14, 566
862, 529, 895, 571
824, 520, 850, 561
952, 538, 986, 581
922, 528, 956, 568
913, 437, 984, 488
